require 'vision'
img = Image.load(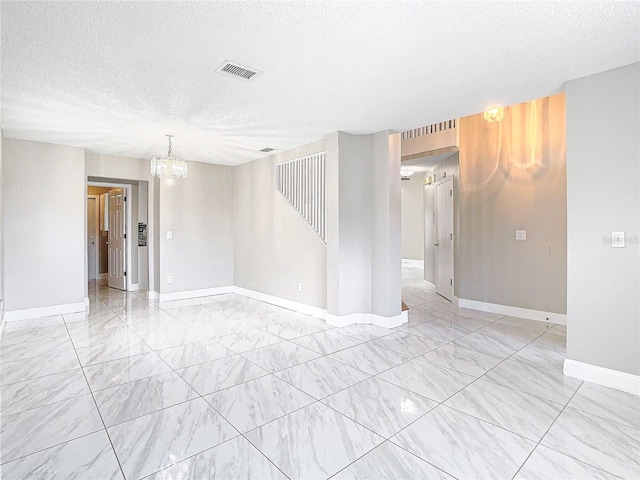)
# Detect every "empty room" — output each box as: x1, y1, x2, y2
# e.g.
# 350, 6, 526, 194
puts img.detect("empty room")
0, 2, 638, 480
